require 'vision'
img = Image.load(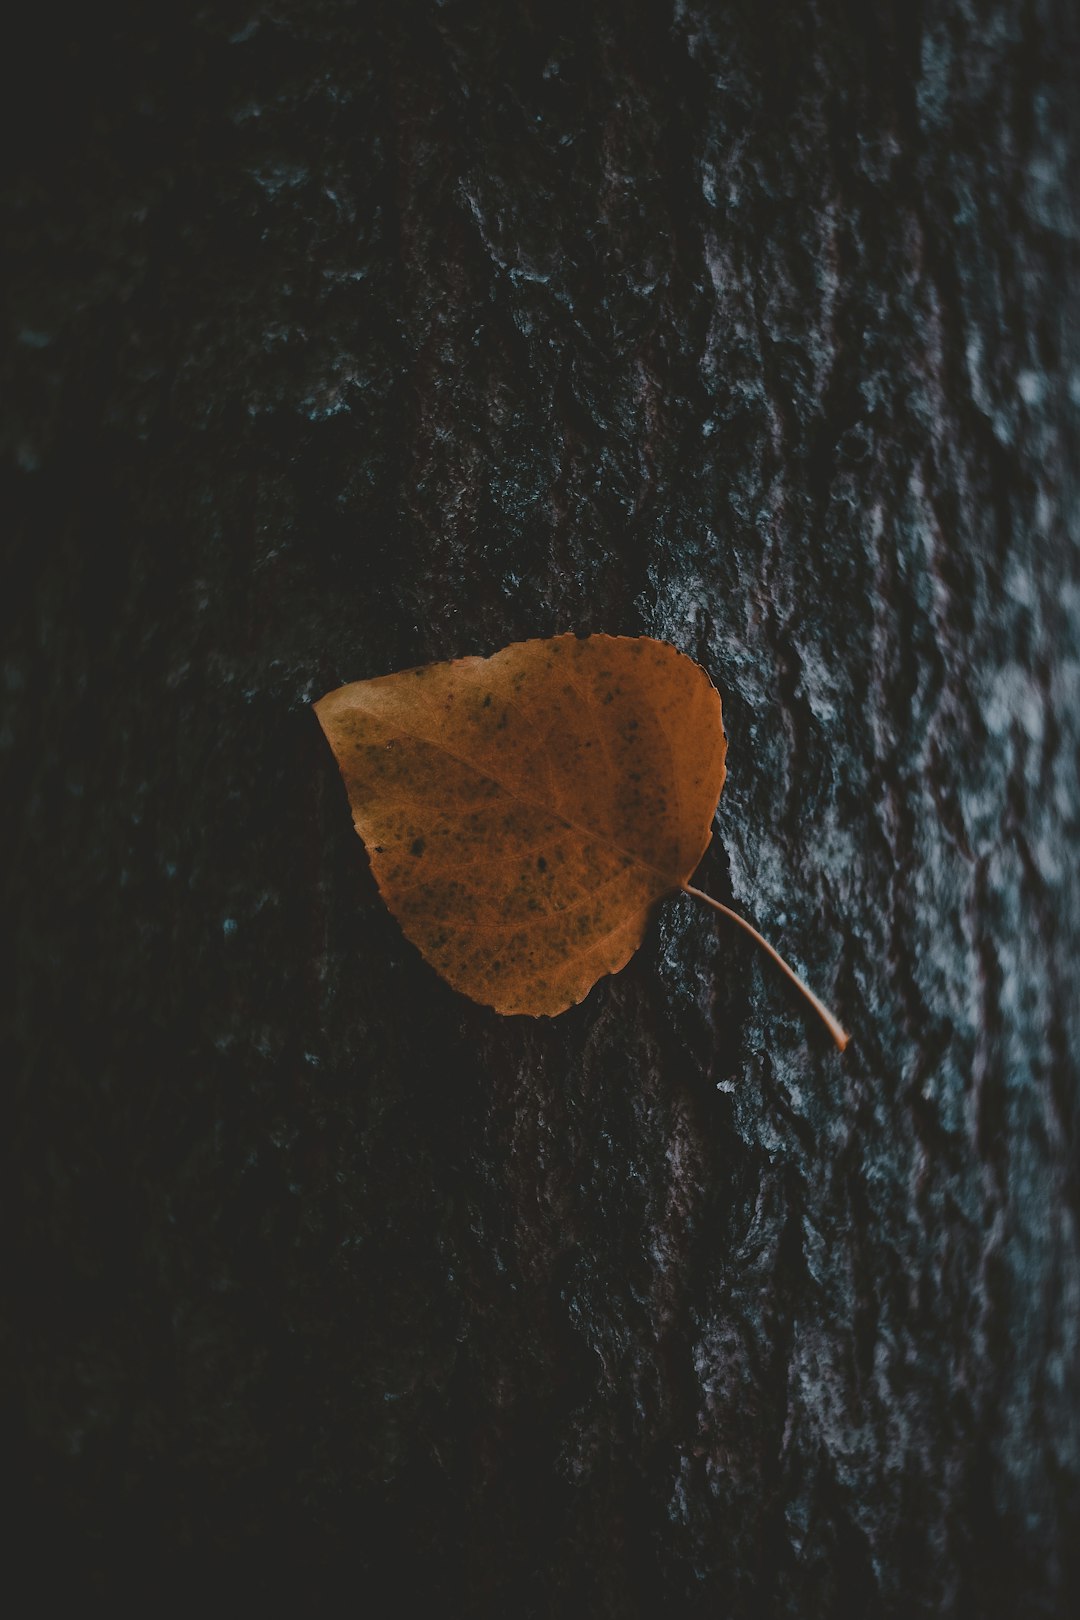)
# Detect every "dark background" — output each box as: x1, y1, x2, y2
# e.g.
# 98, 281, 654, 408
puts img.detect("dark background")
4, 1, 1079, 1613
